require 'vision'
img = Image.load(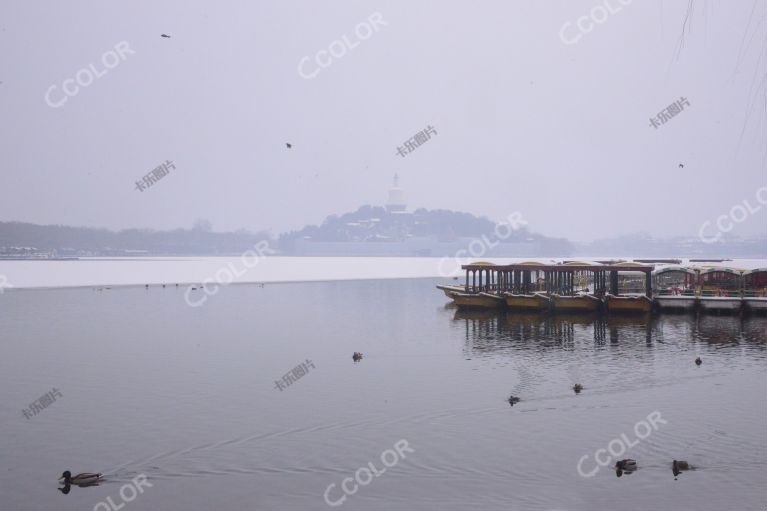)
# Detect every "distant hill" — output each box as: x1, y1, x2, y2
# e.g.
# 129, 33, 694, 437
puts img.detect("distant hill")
278, 205, 574, 256
0, 206, 575, 258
